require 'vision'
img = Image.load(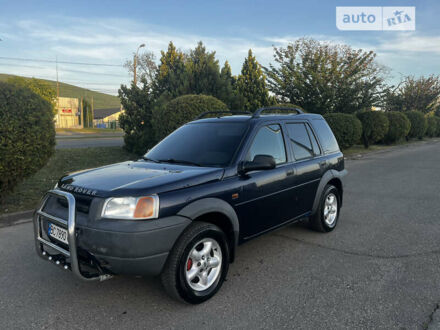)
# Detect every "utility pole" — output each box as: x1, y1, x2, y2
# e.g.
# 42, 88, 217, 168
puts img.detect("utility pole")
91, 96, 94, 128
80, 97, 84, 128
133, 43, 145, 85
56, 56, 59, 122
